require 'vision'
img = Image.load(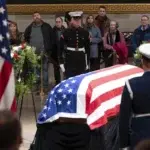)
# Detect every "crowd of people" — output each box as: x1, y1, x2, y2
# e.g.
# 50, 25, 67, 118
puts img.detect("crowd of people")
3, 5, 150, 150
8, 6, 150, 92
7, 6, 150, 88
